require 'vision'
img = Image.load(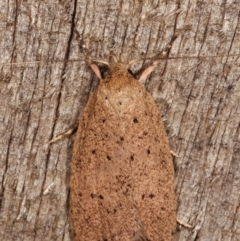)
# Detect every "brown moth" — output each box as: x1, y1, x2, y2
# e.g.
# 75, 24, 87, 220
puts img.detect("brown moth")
70, 48, 176, 241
